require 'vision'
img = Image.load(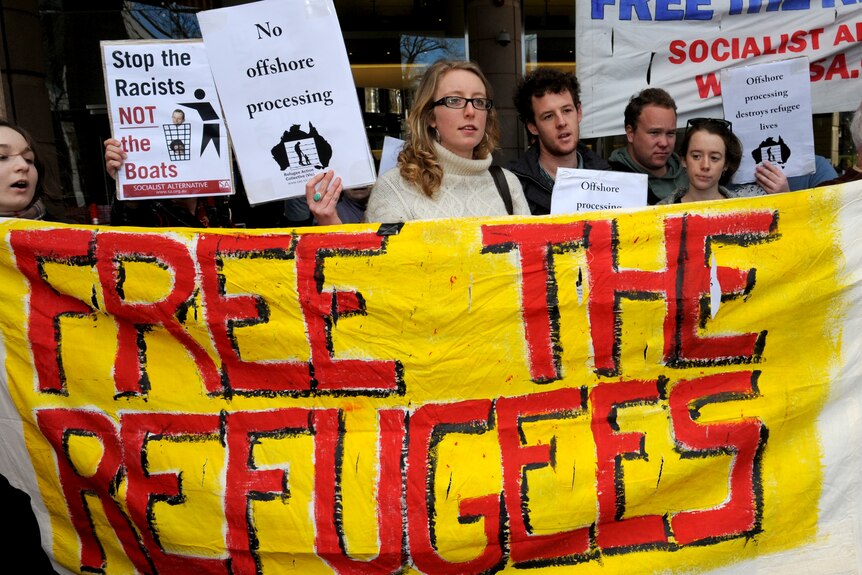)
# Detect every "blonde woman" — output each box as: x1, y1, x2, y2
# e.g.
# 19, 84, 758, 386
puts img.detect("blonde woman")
308, 60, 529, 224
